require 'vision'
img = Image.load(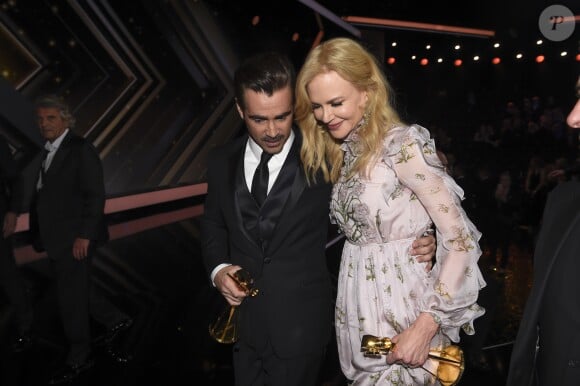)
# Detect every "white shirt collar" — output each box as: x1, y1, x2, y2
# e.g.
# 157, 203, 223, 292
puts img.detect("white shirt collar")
45, 128, 69, 152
